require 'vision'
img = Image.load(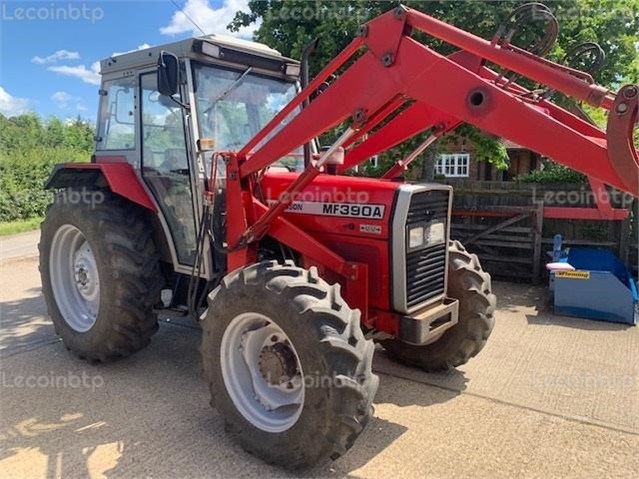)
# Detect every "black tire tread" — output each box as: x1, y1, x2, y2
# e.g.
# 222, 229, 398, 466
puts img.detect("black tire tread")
201, 260, 378, 469
39, 189, 162, 362
381, 240, 496, 372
